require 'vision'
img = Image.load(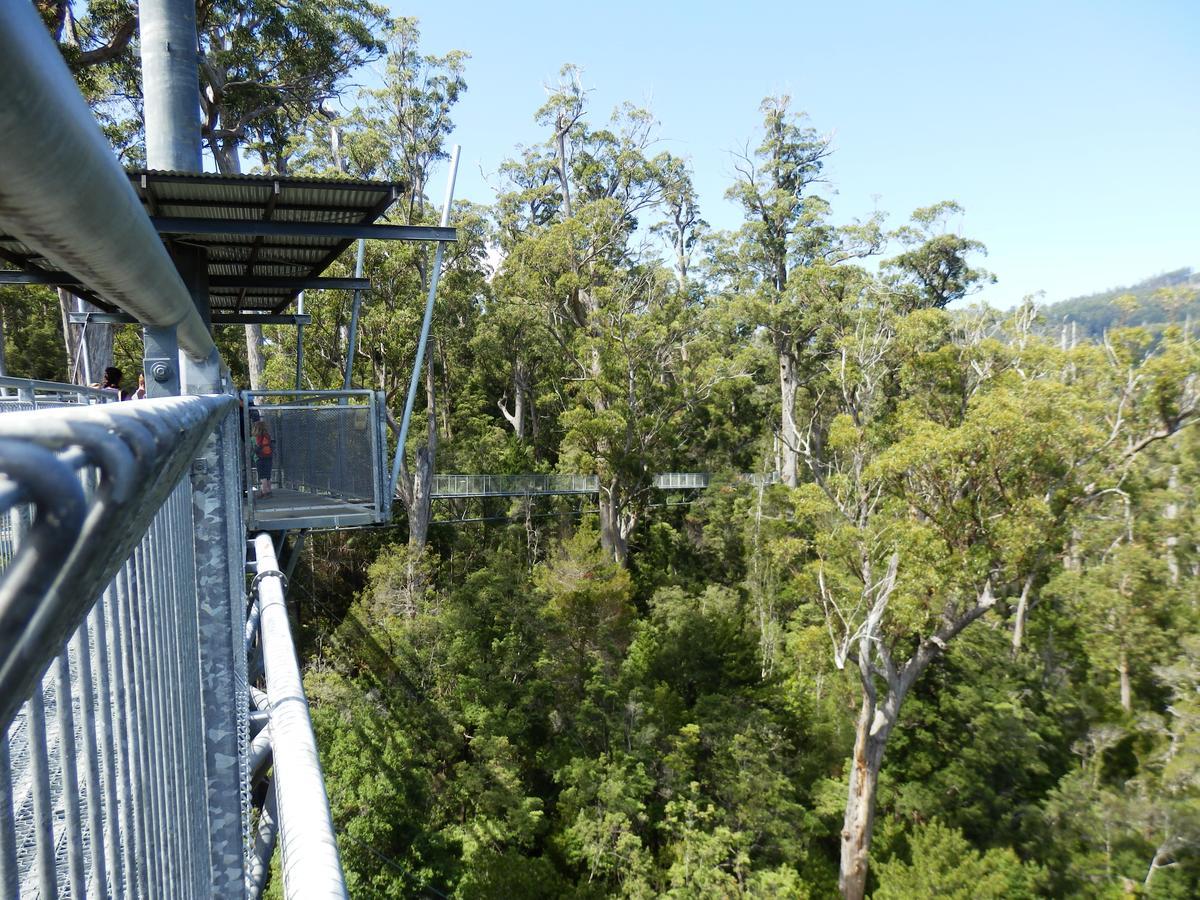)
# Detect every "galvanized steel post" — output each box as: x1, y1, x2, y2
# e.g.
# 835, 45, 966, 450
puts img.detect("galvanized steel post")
343, 240, 367, 392
138, 0, 203, 172
190, 406, 251, 893
390, 146, 460, 498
